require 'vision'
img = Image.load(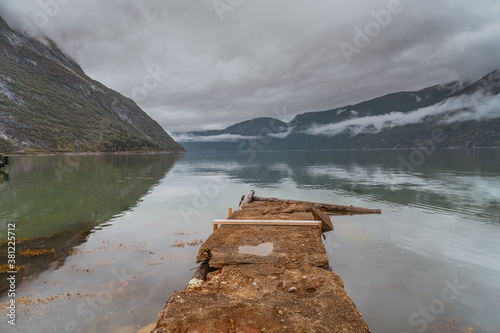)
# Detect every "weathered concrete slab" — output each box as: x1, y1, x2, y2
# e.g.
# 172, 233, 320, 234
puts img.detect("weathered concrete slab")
196, 225, 328, 269
154, 264, 370, 333
153, 199, 371, 332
